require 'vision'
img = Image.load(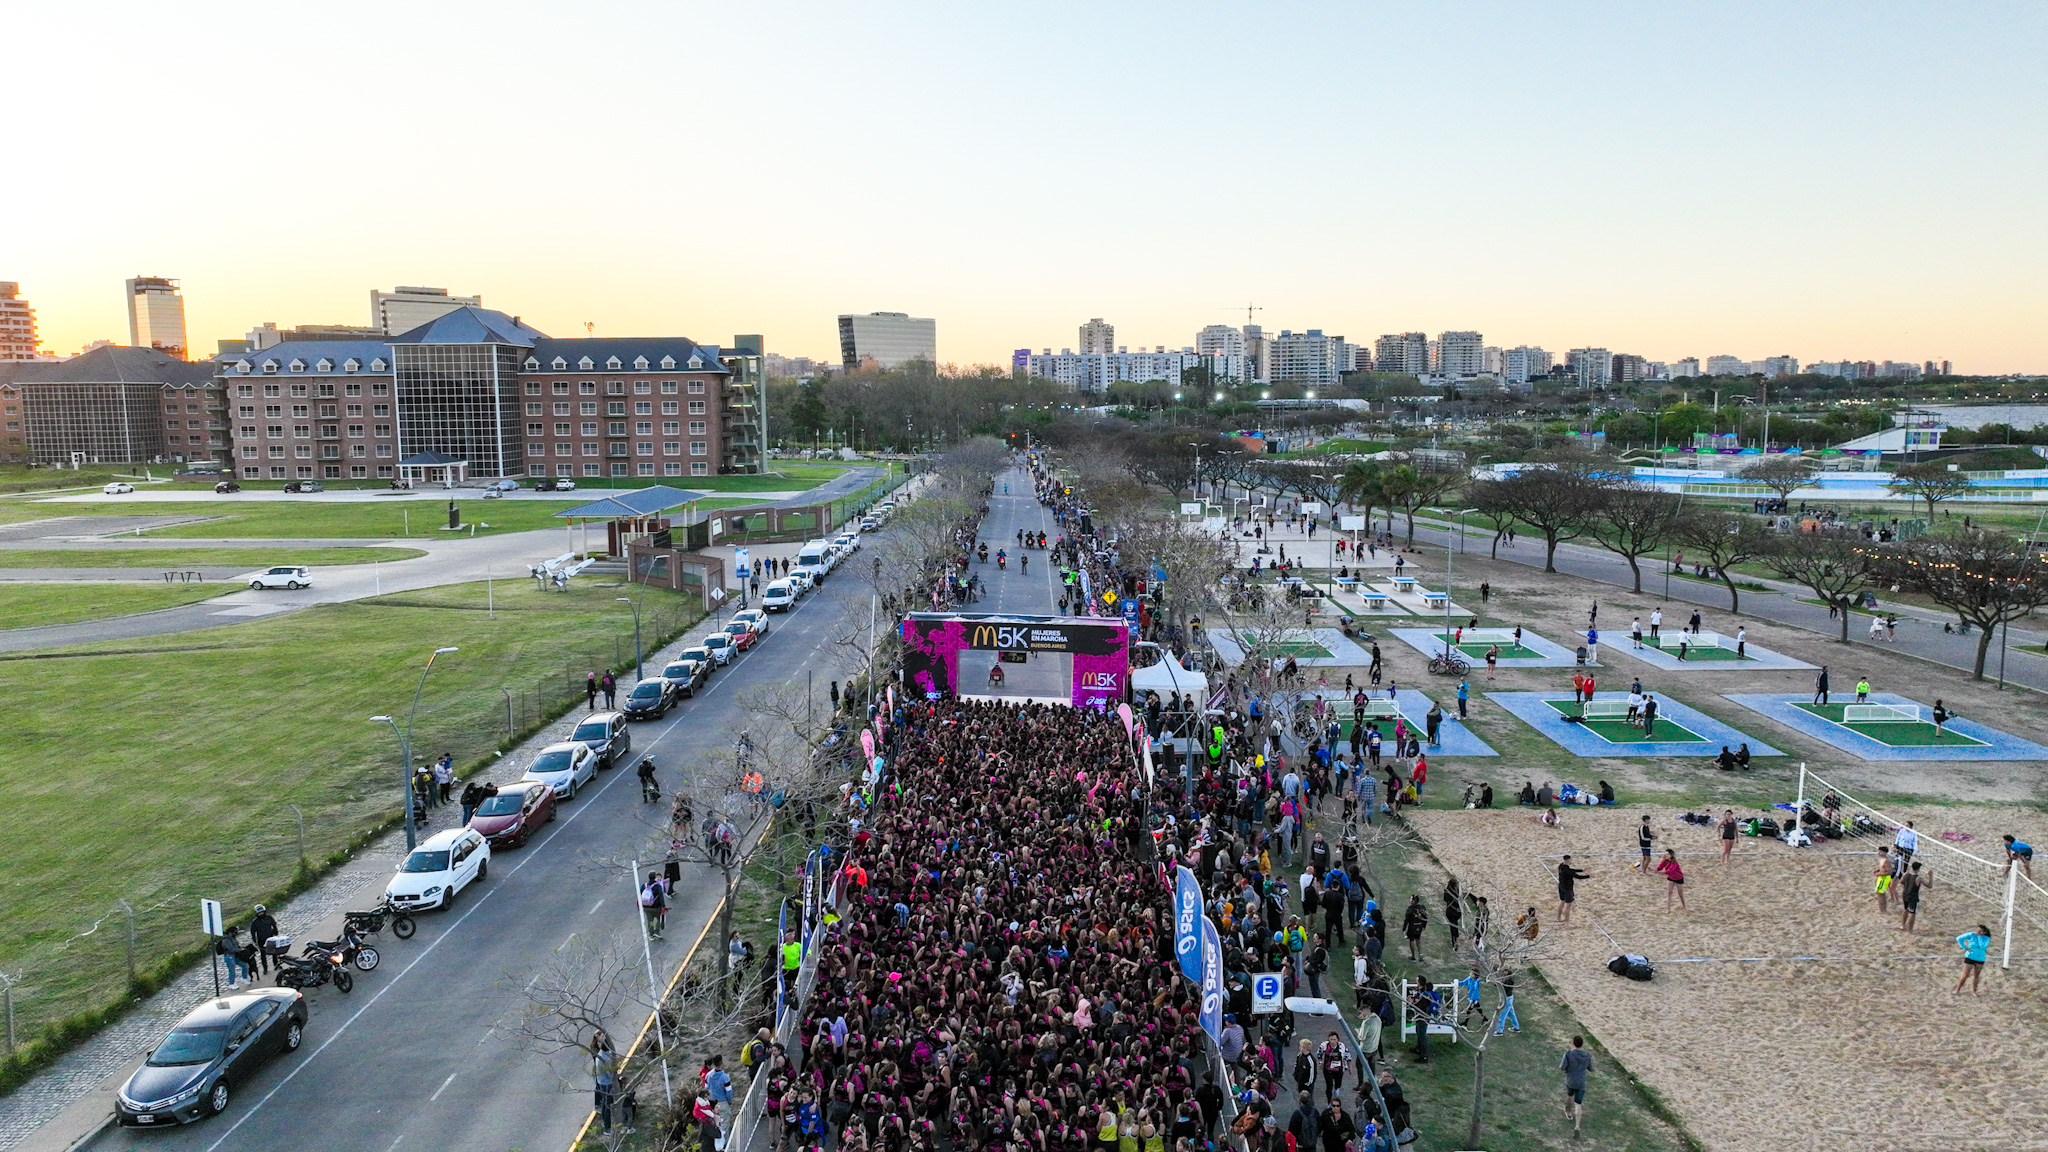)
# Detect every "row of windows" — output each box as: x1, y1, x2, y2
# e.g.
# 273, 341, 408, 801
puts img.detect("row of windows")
242, 424, 394, 440
527, 441, 709, 457
243, 465, 397, 480
522, 400, 708, 416
235, 382, 390, 398
523, 421, 707, 436
522, 379, 709, 396
240, 404, 391, 419
239, 444, 396, 459
525, 462, 709, 477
